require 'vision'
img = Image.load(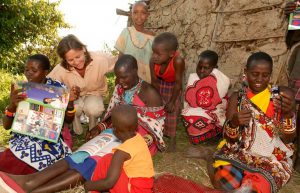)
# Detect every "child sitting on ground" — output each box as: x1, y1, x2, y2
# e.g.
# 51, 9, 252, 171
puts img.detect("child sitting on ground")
0, 105, 154, 193
150, 32, 185, 152
182, 50, 230, 144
